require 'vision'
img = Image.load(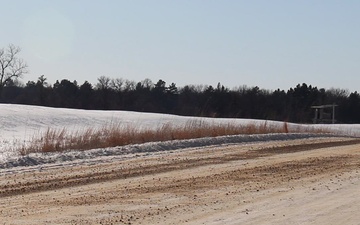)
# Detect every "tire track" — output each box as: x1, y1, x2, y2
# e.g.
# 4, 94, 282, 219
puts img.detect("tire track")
0, 138, 359, 197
